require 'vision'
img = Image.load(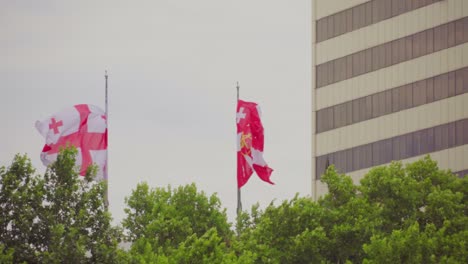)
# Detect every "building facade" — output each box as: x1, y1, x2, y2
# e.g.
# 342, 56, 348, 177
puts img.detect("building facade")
311, 0, 468, 199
